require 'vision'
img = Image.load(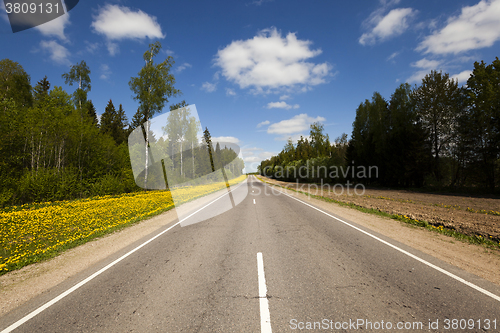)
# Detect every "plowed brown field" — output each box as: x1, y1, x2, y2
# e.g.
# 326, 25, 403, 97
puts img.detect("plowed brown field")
259, 177, 500, 242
